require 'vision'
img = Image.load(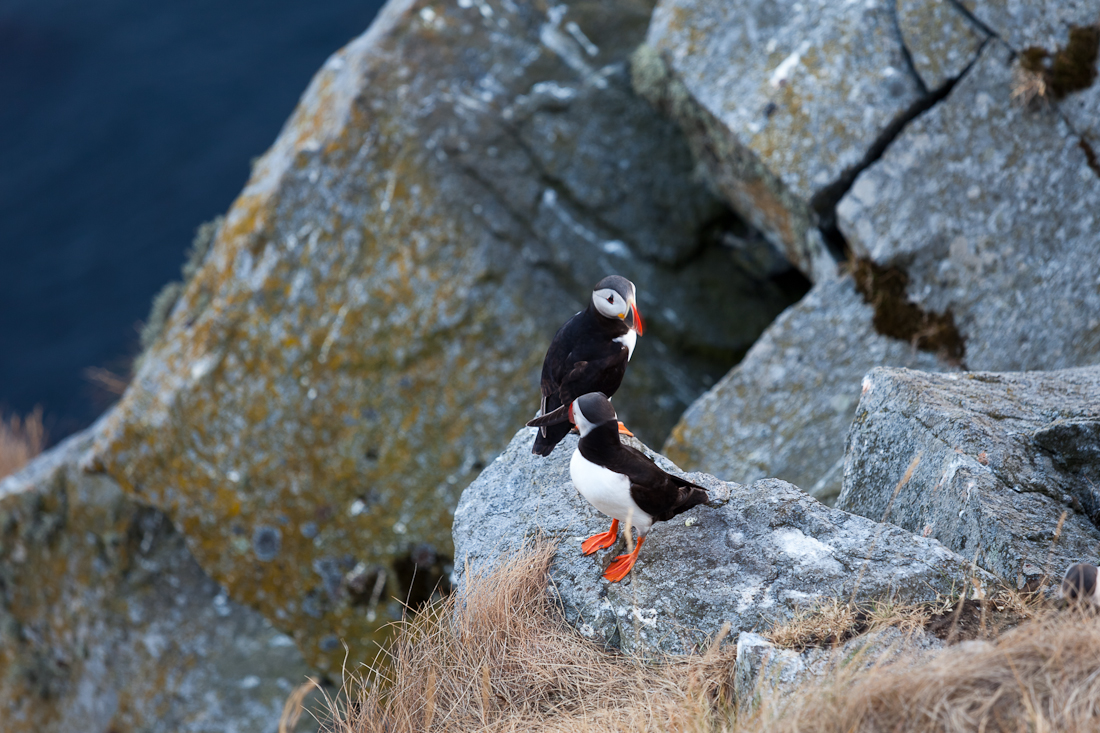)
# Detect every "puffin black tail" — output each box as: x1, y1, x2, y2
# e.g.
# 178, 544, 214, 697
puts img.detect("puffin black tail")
532, 421, 572, 456
663, 479, 709, 520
